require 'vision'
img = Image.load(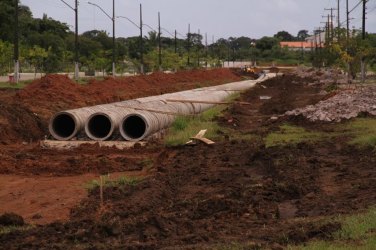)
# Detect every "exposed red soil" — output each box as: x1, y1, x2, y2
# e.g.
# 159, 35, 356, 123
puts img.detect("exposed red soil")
0, 171, 149, 225
16, 68, 242, 120
0, 70, 375, 249
0, 143, 160, 176
0, 68, 242, 144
